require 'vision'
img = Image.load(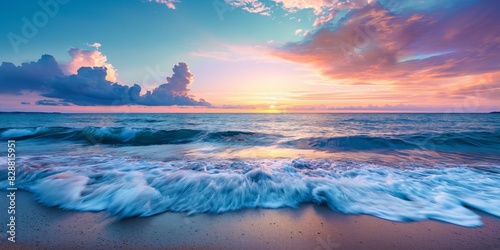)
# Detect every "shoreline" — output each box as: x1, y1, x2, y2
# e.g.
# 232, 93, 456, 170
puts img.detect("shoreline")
1, 191, 499, 249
